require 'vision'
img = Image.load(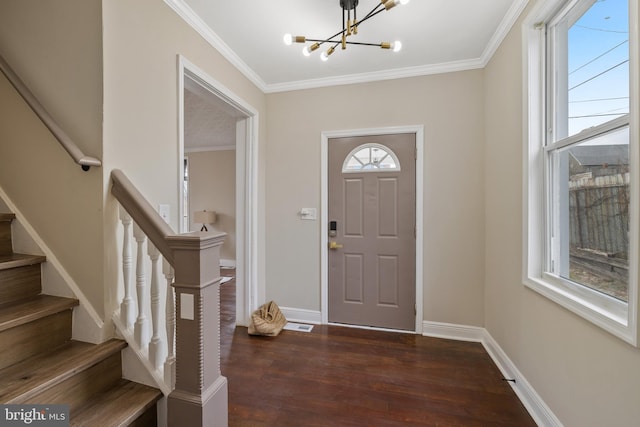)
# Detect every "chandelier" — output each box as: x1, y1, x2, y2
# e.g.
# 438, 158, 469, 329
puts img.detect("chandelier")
284, 0, 410, 62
